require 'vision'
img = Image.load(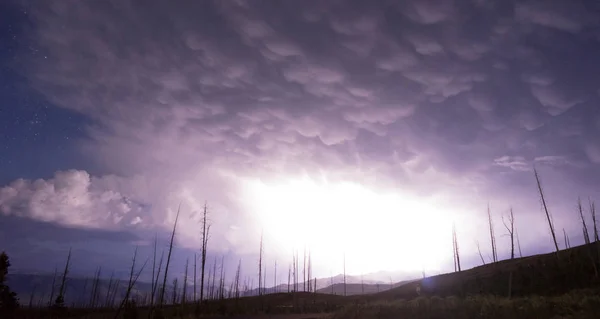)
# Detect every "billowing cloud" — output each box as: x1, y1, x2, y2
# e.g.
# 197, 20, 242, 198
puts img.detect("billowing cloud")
3, 0, 600, 276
